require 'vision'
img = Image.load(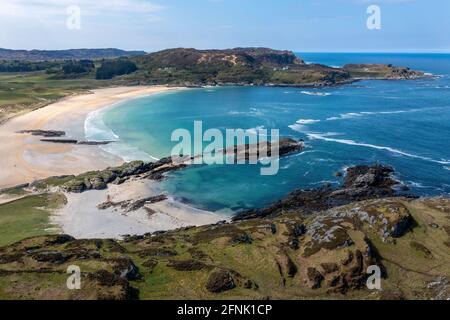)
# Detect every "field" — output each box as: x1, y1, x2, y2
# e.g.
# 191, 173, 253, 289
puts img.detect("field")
0, 193, 66, 247
0, 72, 110, 123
